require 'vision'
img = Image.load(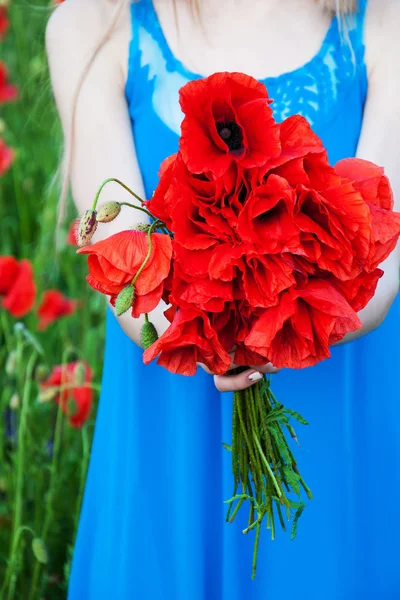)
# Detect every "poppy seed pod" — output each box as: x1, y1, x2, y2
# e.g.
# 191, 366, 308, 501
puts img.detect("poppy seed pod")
78, 209, 97, 247
141, 320, 159, 349
115, 283, 135, 317
96, 201, 121, 223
